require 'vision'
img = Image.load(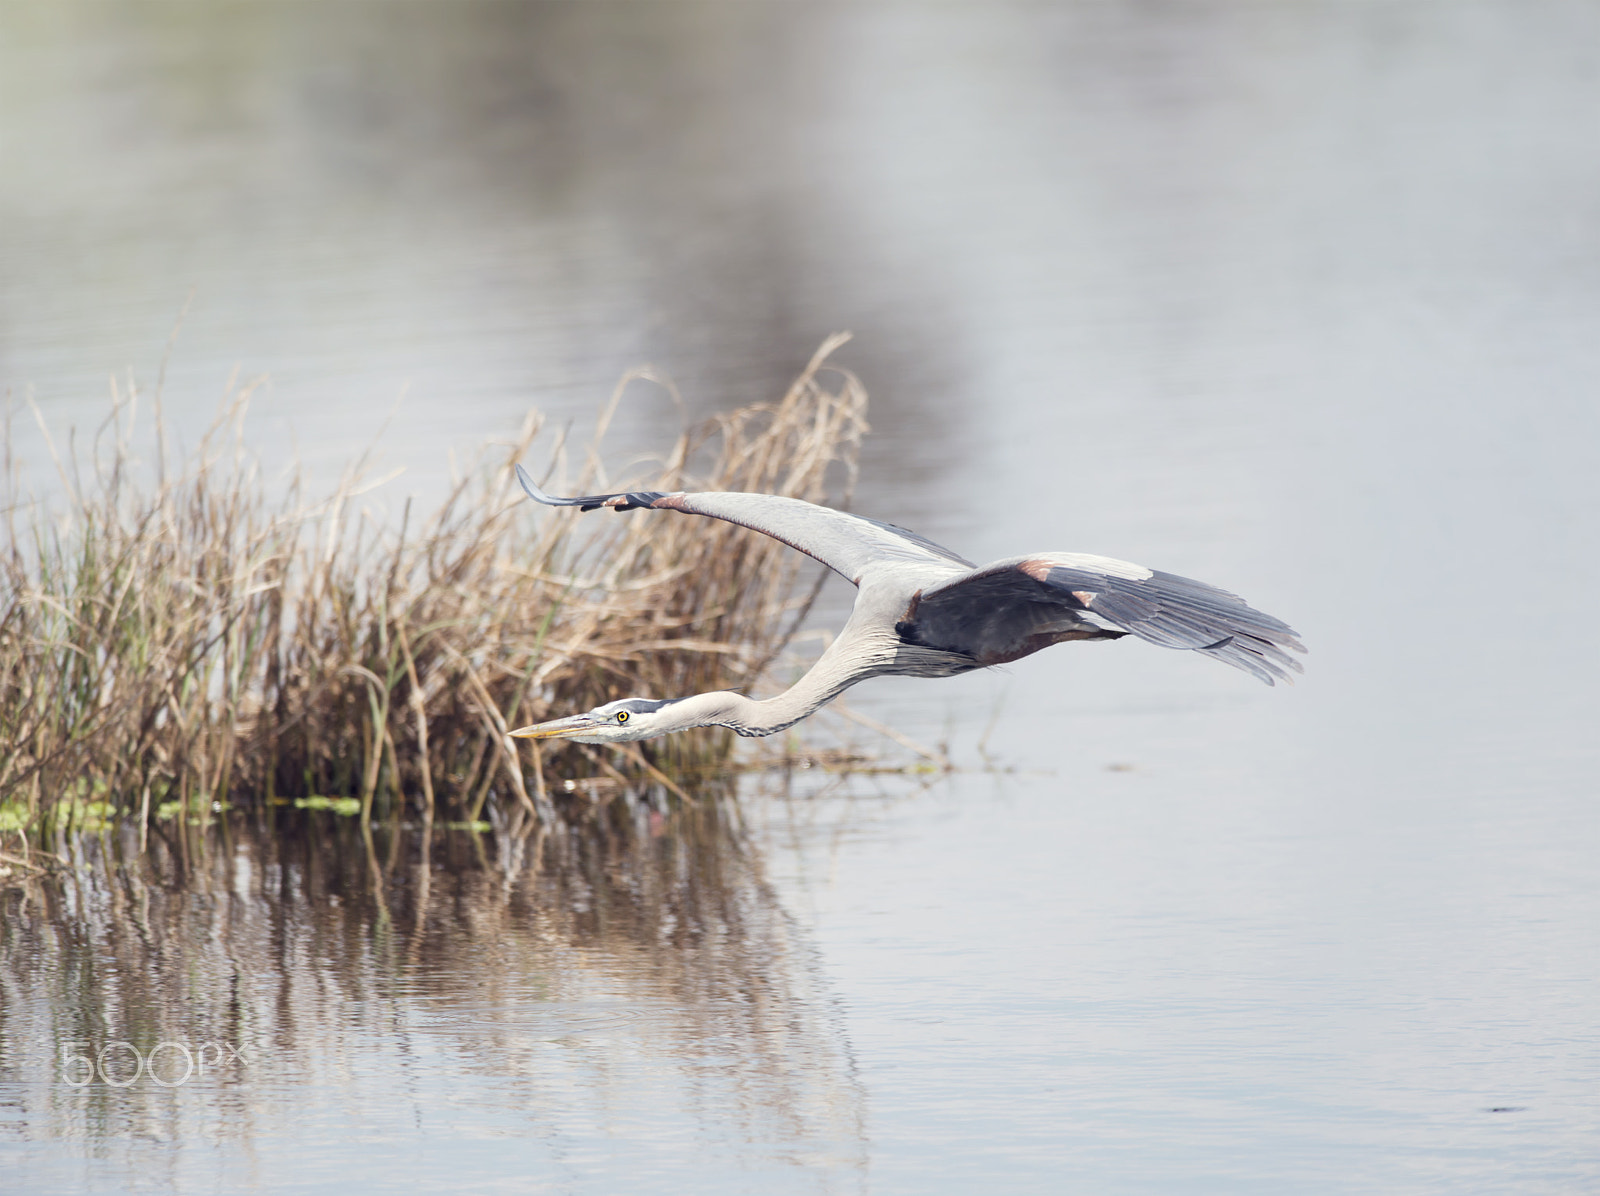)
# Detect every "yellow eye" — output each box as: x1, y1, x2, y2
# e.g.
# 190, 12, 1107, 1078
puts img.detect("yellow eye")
615, 710, 629, 723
